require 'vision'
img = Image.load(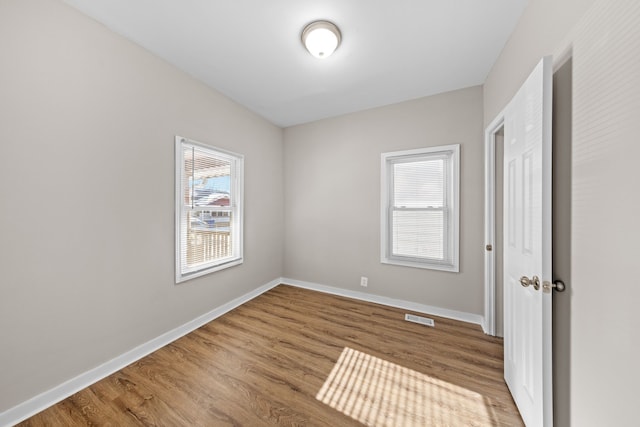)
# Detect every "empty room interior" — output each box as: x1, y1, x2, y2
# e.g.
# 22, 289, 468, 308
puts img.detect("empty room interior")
1, 0, 638, 426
